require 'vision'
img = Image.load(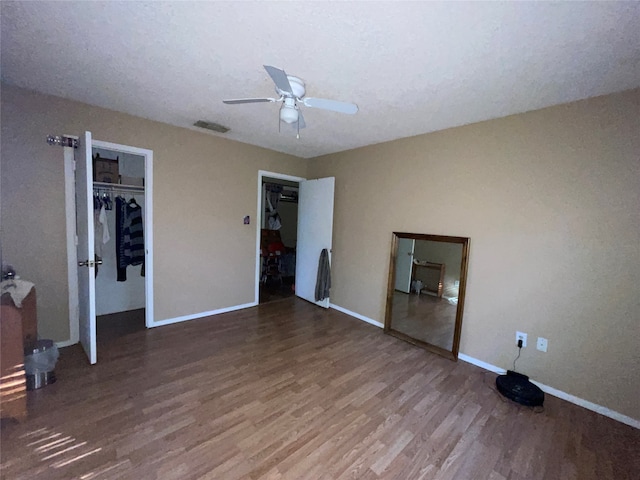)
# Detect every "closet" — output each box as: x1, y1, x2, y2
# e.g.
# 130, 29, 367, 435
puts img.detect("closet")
92, 147, 146, 334
259, 177, 299, 303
